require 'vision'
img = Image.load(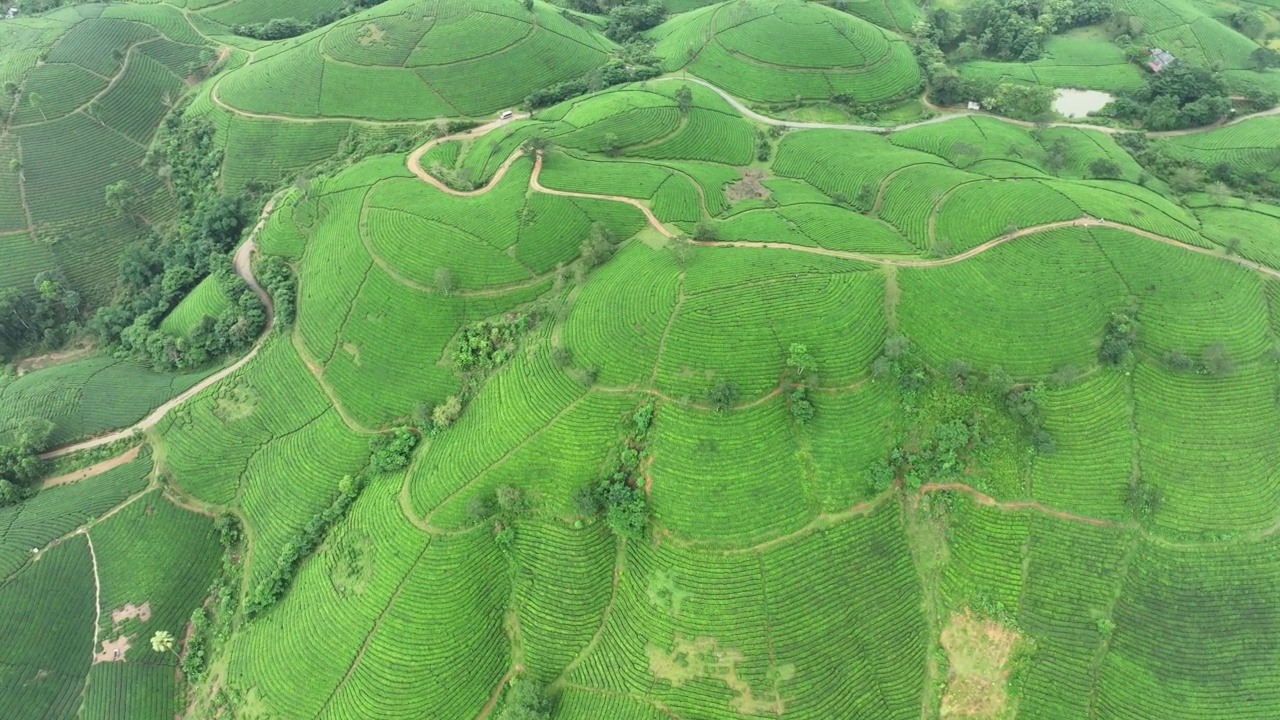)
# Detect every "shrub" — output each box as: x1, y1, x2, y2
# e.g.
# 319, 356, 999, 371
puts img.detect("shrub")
499, 679, 551, 720
789, 387, 815, 424
368, 428, 419, 473
1200, 342, 1235, 376
707, 381, 738, 412
454, 317, 526, 370
432, 396, 463, 428
1098, 310, 1138, 366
